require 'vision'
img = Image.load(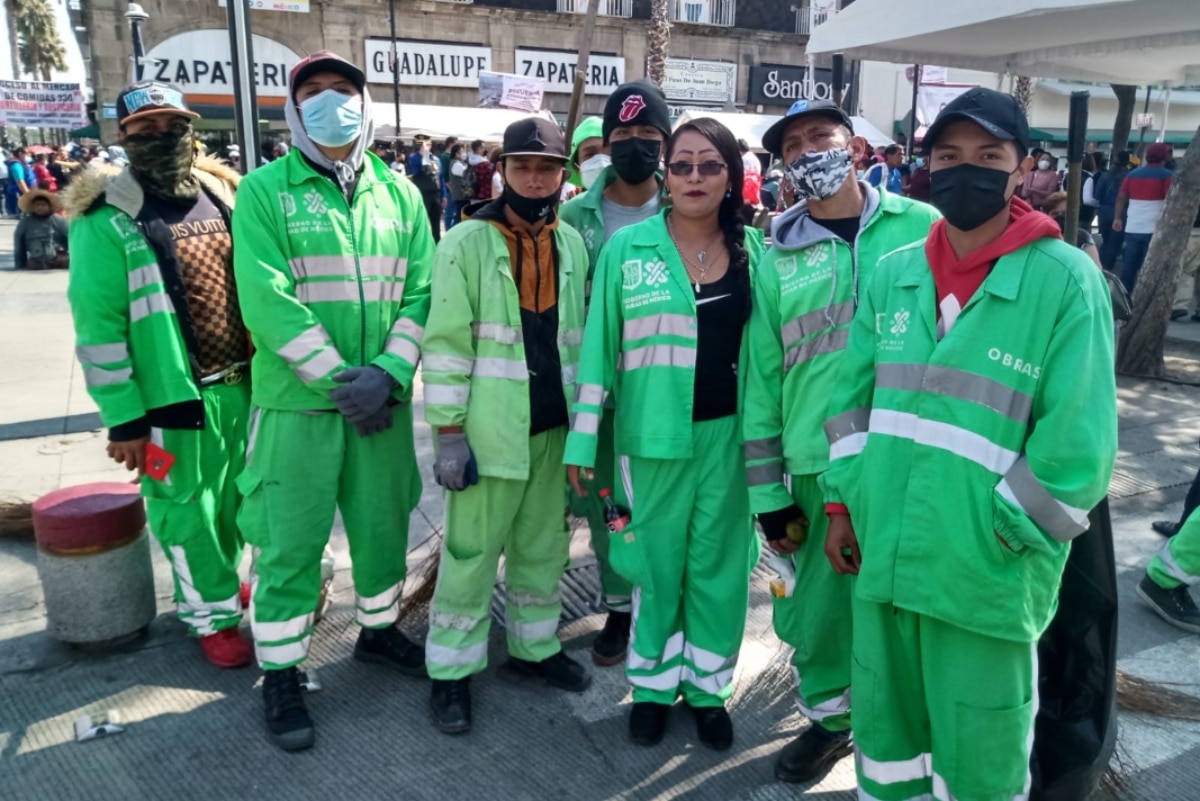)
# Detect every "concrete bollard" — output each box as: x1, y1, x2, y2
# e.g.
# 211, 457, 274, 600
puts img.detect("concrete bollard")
33, 482, 157, 646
